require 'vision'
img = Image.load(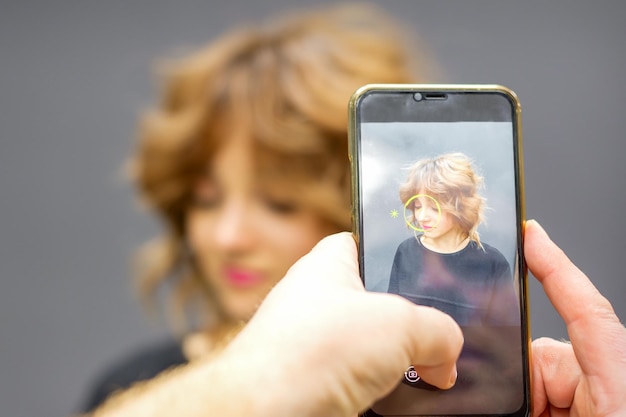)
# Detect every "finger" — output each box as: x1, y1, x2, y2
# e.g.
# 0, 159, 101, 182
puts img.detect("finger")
524, 220, 615, 326
402, 304, 463, 389
524, 220, 621, 340
531, 337, 580, 416
525, 220, 626, 397
296, 234, 463, 389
